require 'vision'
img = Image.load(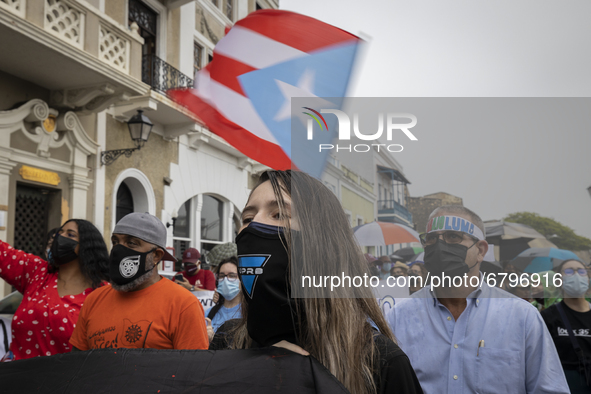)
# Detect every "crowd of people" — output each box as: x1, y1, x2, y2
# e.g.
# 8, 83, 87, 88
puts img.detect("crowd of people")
0, 169, 590, 393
